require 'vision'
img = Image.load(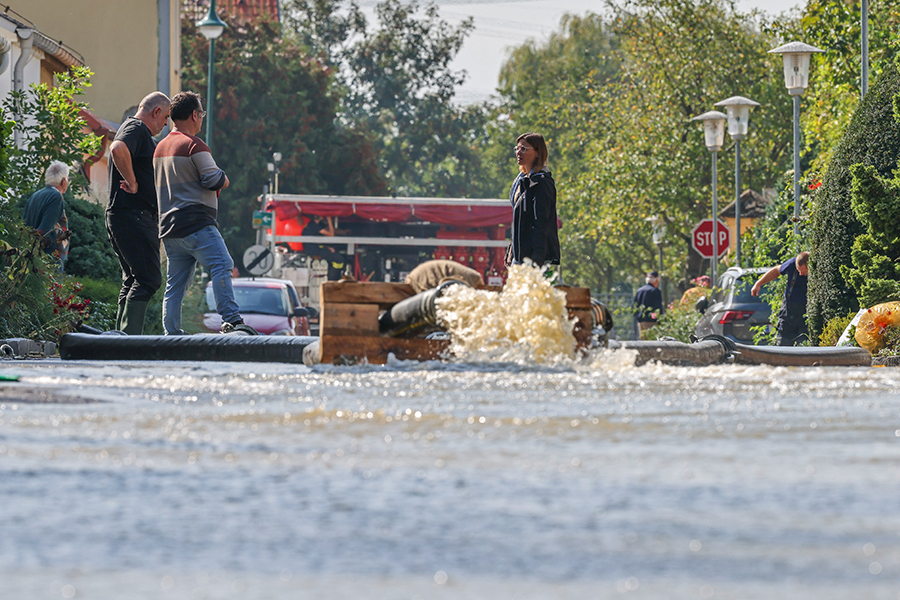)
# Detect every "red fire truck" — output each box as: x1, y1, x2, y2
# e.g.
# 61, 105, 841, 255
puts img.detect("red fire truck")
263, 194, 513, 308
